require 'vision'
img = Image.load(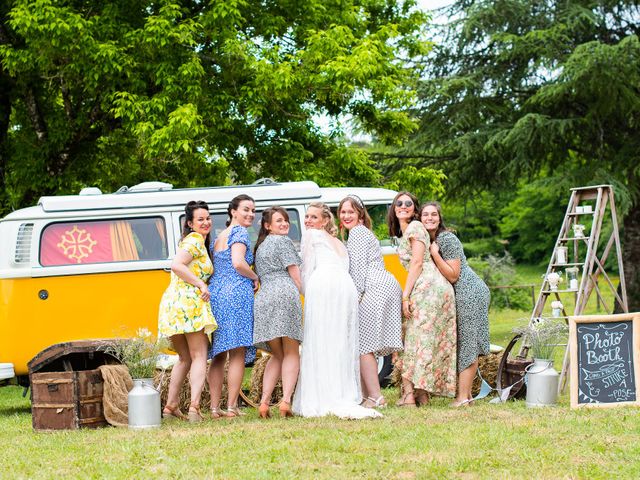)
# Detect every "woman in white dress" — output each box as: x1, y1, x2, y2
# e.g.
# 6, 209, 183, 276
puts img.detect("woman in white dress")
292, 202, 381, 419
